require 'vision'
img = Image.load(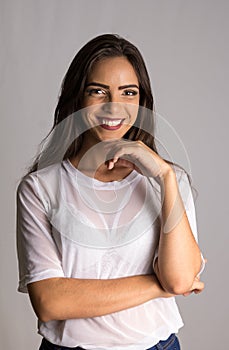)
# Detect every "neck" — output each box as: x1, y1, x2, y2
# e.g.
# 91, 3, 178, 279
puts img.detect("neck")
69, 138, 133, 182
71, 139, 106, 170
